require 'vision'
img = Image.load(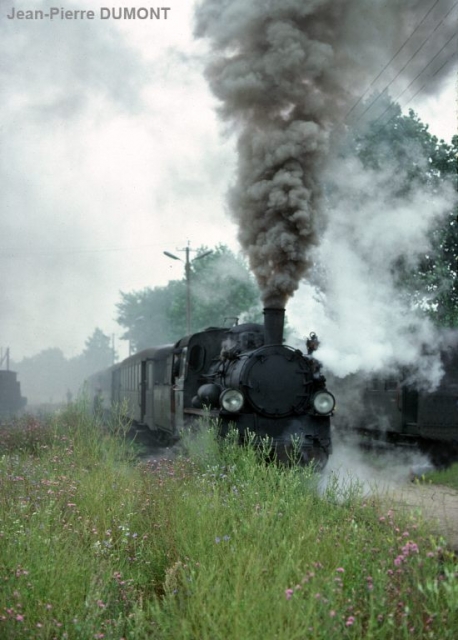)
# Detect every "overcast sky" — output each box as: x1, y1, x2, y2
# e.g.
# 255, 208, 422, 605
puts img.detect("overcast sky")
1, 0, 456, 362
